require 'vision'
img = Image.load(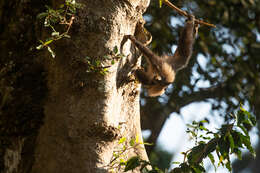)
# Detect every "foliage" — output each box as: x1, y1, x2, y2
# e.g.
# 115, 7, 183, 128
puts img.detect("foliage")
170, 106, 256, 173
36, 0, 84, 57
83, 46, 124, 75
112, 107, 256, 173
83, 56, 109, 75
106, 134, 158, 173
